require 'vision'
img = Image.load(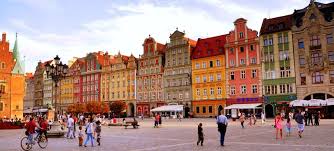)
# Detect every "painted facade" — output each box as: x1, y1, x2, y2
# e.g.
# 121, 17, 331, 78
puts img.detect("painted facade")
260, 15, 297, 117
23, 73, 34, 111
136, 36, 166, 117
191, 35, 227, 117
225, 18, 263, 109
